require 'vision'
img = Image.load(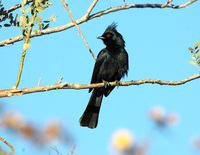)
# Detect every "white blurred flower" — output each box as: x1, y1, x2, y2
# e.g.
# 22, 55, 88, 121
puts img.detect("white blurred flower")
110, 129, 134, 152
149, 106, 165, 122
